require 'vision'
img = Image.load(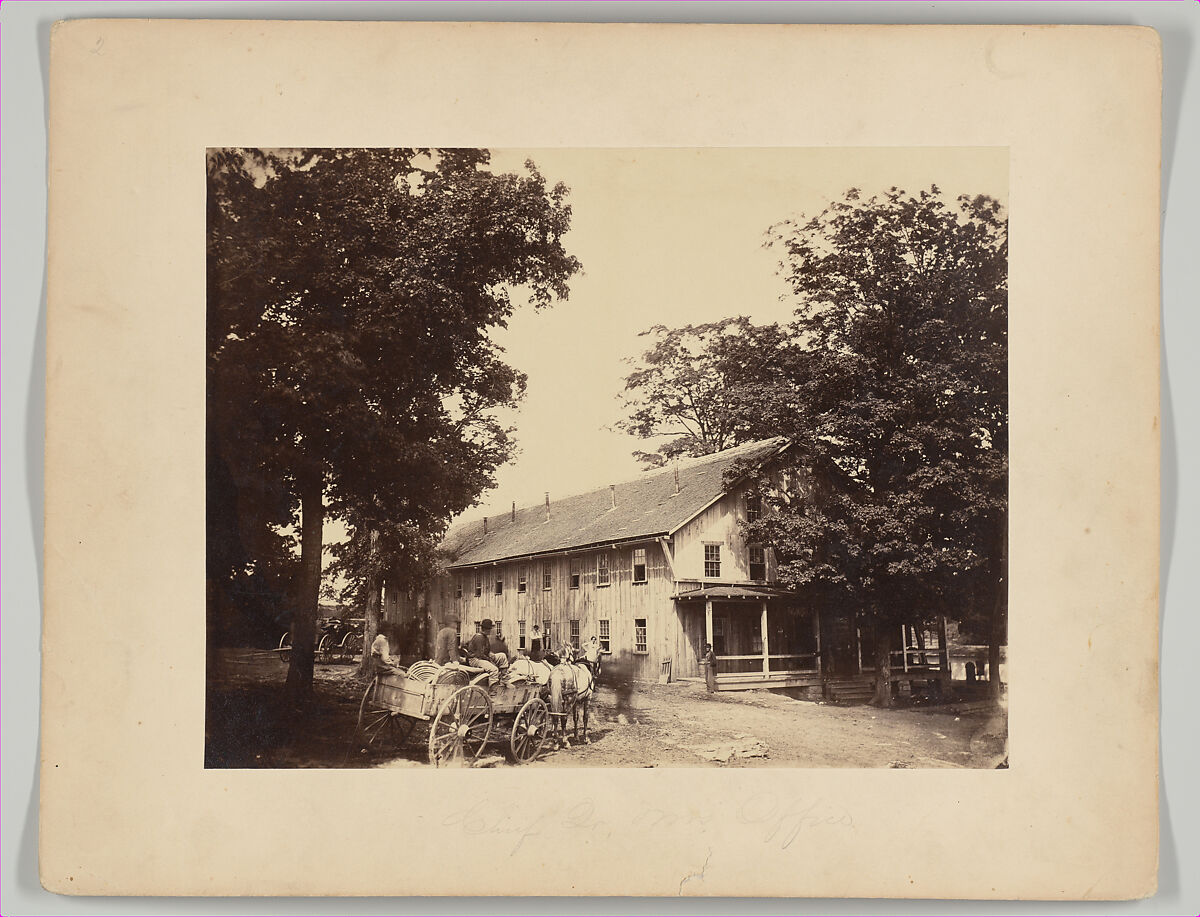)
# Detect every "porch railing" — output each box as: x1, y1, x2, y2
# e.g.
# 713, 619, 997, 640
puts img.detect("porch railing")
887, 648, 947, 672
716, 653, 820, 677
